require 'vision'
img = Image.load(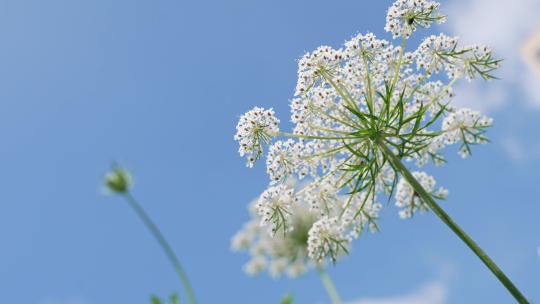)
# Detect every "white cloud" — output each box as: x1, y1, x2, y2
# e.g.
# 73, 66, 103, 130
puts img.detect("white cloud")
500, 138, 527, 162
347, 281, 447, 304
523, 69, 540, 108
450, 81, 507, 112
443, 0, 540, 111
499, 137, 540, 162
